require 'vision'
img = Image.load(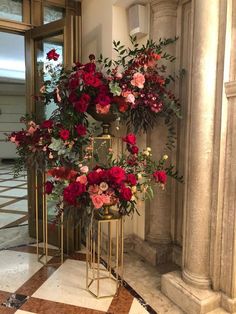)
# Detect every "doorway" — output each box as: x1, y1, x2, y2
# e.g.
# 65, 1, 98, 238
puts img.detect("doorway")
0, 31, 32, 249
